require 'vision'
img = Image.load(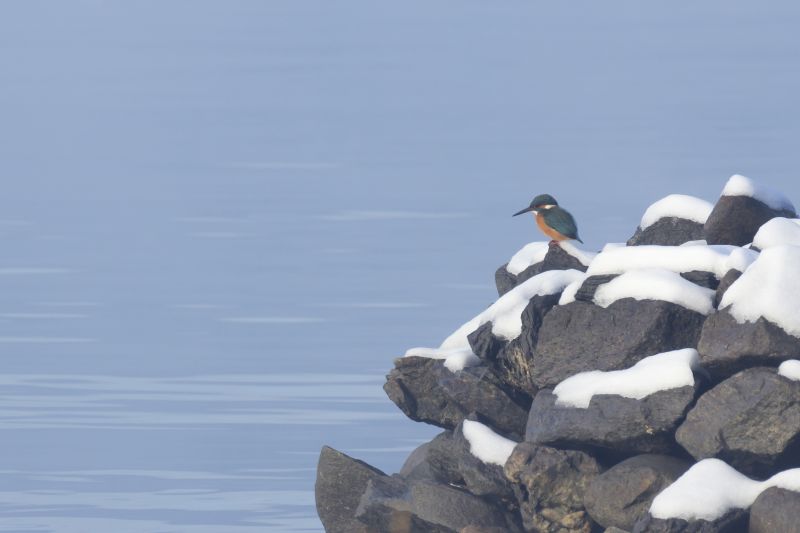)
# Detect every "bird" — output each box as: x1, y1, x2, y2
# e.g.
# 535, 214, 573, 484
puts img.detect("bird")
513, 193, 583, 246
